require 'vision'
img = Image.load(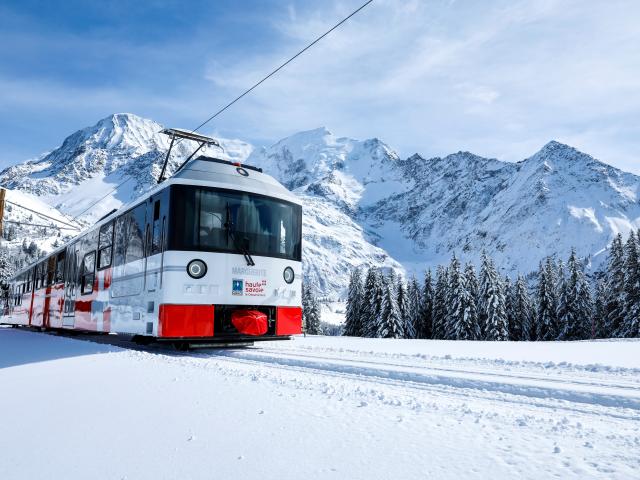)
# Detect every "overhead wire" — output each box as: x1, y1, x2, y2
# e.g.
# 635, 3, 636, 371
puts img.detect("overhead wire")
5, 200, 81, 230
2, 220, 79, 231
